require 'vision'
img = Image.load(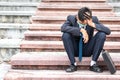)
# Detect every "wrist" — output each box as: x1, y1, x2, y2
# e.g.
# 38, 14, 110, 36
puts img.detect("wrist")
80, 28, 84, 33
91, 22, 96, 28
